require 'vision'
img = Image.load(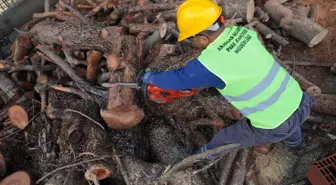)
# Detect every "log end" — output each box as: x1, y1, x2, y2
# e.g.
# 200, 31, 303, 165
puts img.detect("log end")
106, 55, 120, 71
308, 29, 328, 47
8, 105, 29, 129
246, 0, 255, 22
100, 105, 144, 129
85, 165, 112, 181
159, 23, 168, 38
0, 171, 31, 185
306, 86, 322, 97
